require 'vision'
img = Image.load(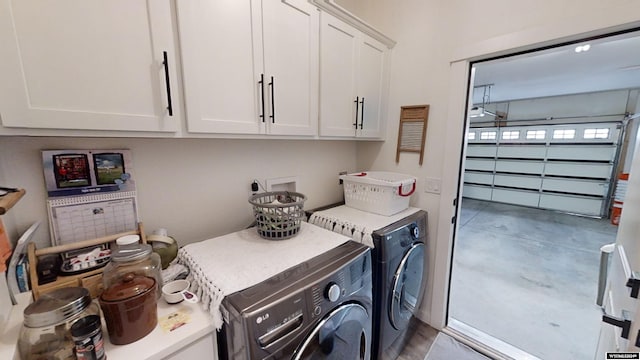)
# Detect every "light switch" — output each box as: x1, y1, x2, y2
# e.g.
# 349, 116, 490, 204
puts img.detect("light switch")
424, 177, 441, 194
